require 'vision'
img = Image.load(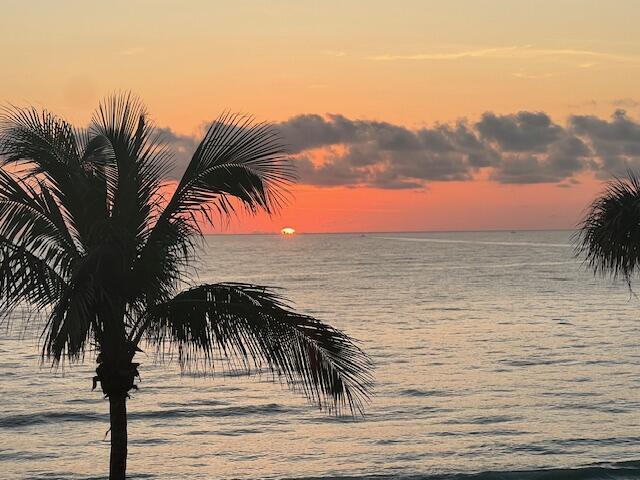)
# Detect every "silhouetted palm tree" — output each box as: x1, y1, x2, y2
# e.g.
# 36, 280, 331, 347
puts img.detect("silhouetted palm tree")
576, 171, 640, 282
0, 94, 372, 480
